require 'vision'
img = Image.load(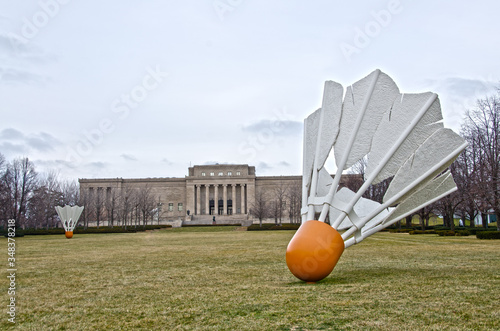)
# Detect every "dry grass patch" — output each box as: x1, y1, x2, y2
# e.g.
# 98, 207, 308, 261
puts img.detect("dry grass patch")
1, 228, 499, 330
